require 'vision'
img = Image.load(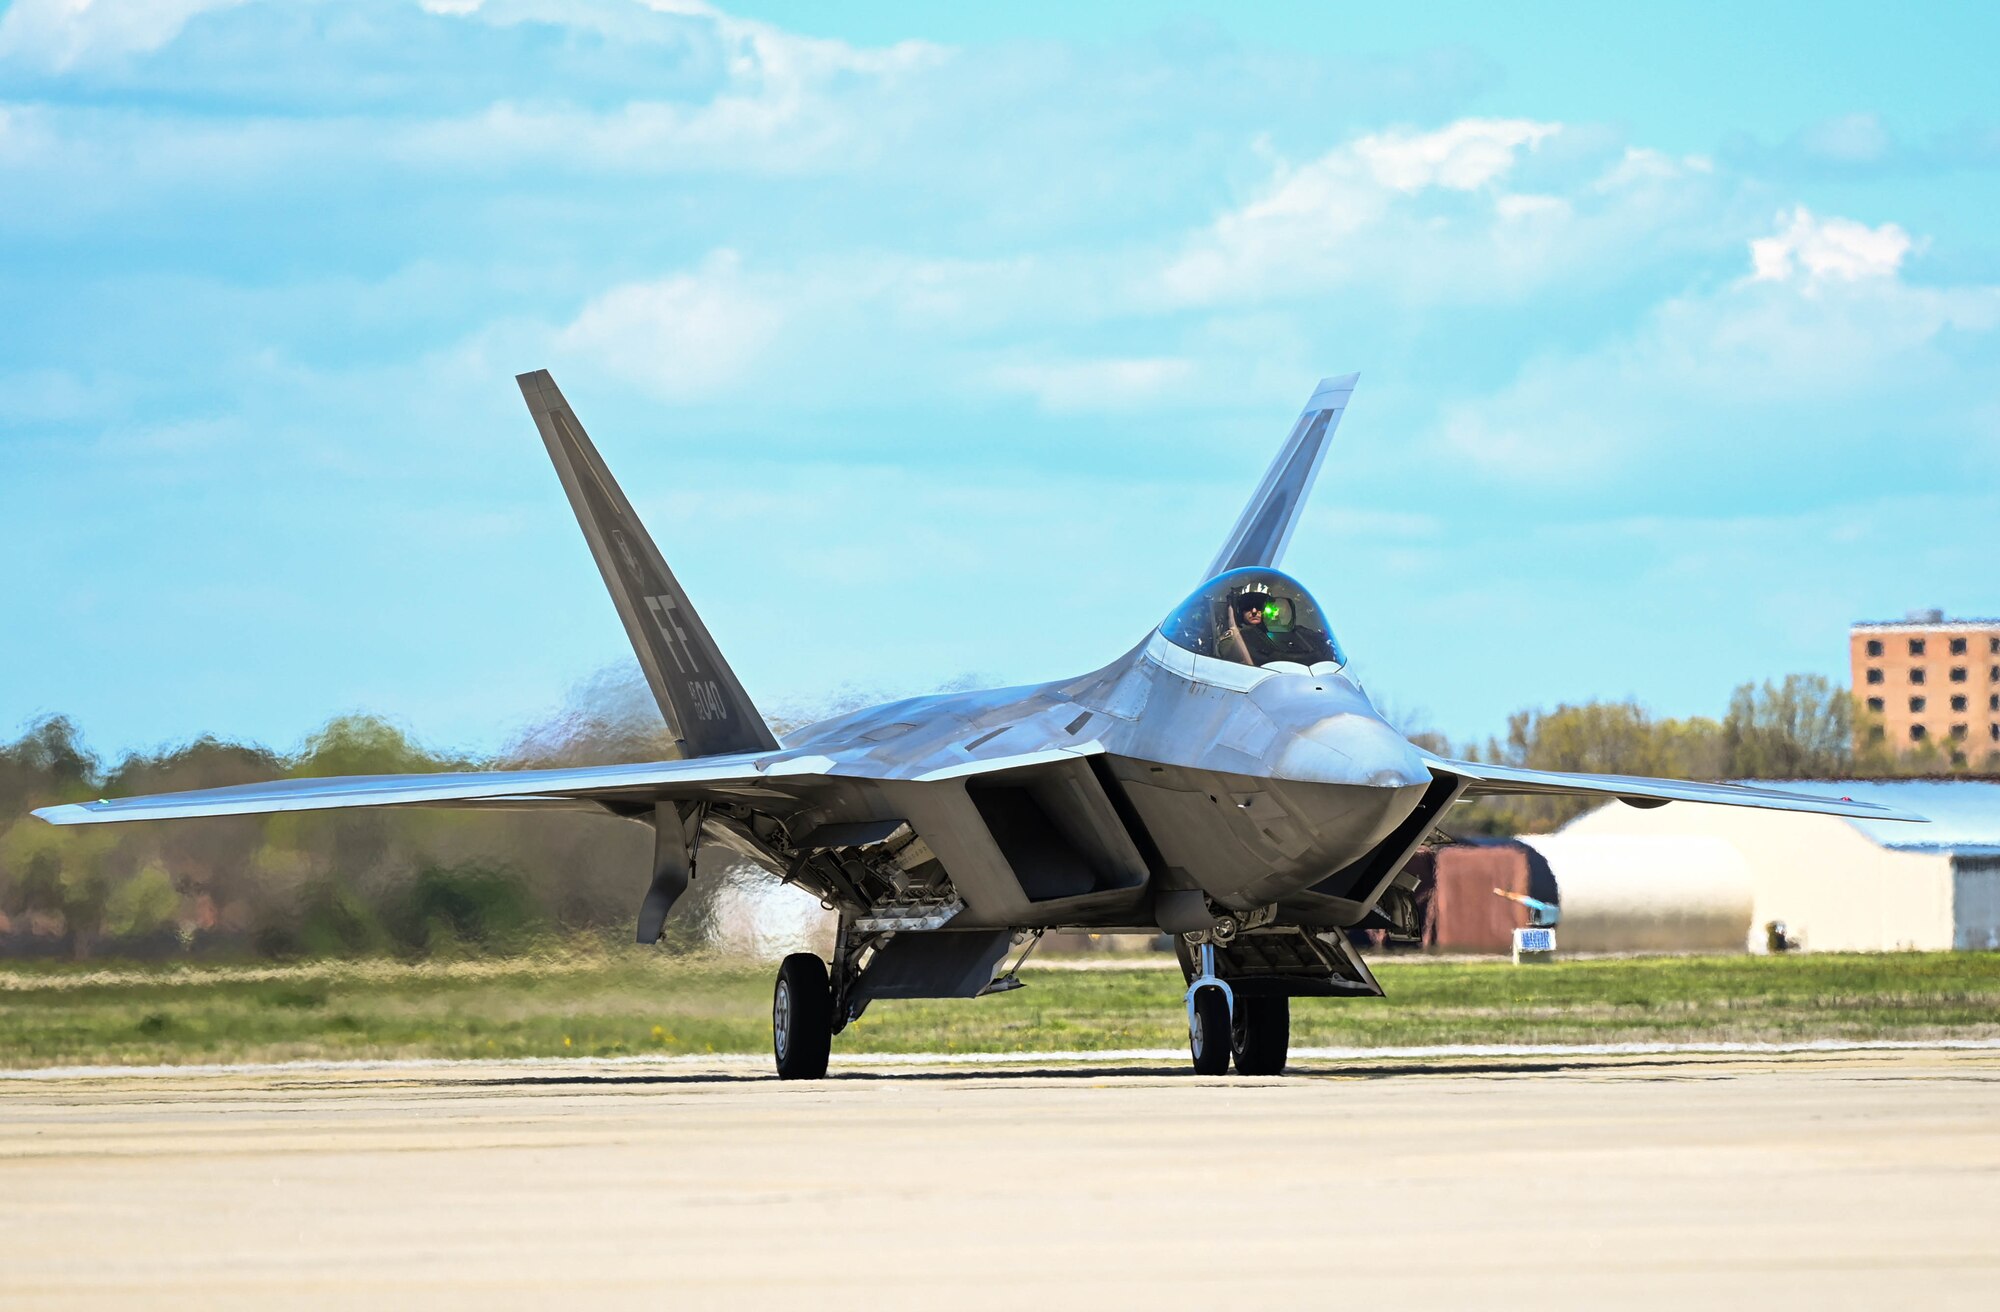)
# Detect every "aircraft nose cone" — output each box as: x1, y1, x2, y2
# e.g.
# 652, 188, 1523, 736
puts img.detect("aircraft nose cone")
1274, 712, 1432, 788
